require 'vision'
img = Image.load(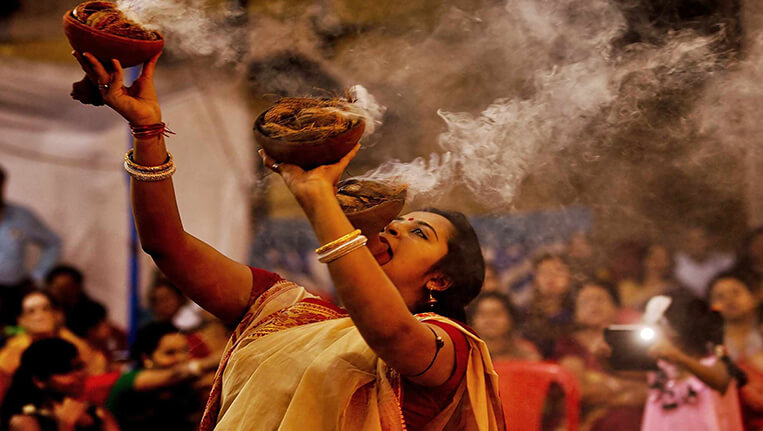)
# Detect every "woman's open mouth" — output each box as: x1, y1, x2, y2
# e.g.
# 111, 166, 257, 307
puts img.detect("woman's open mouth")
374, 236, 393, 265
